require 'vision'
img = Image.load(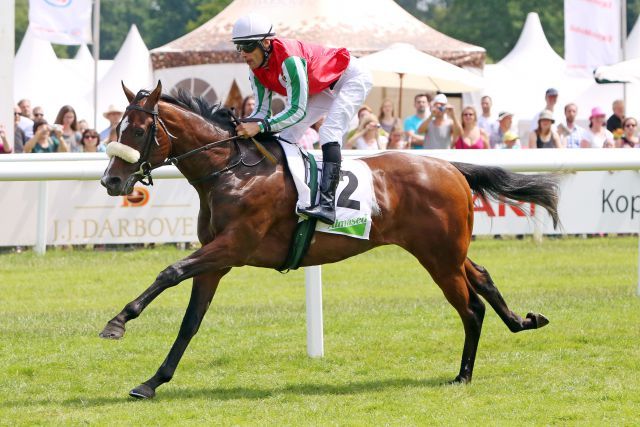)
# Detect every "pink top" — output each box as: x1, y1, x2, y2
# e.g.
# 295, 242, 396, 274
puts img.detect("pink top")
454, 136, 486, 149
